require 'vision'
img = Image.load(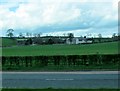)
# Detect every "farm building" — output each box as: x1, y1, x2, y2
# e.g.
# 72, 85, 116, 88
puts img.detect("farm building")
66, 37, 93, 44
16, 36, 93, 45
17, 38, 28, 45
